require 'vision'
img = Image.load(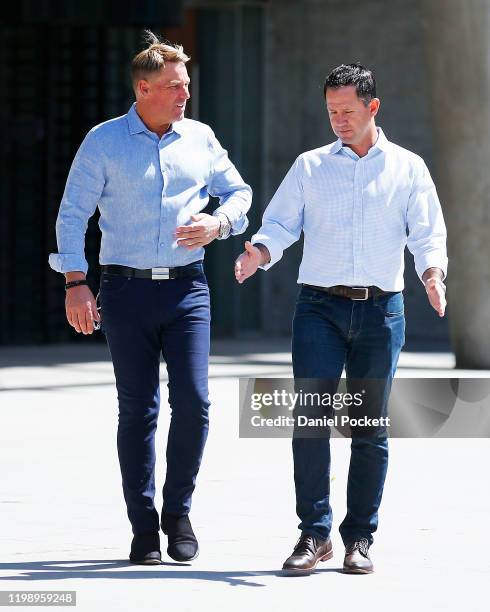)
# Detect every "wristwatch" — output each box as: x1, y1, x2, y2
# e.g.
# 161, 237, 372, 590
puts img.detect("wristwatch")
215, 212, 232, 240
